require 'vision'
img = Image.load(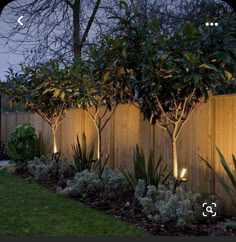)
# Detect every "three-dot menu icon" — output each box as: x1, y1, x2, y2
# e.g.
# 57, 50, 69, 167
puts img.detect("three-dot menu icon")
205, 22, 218, 27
